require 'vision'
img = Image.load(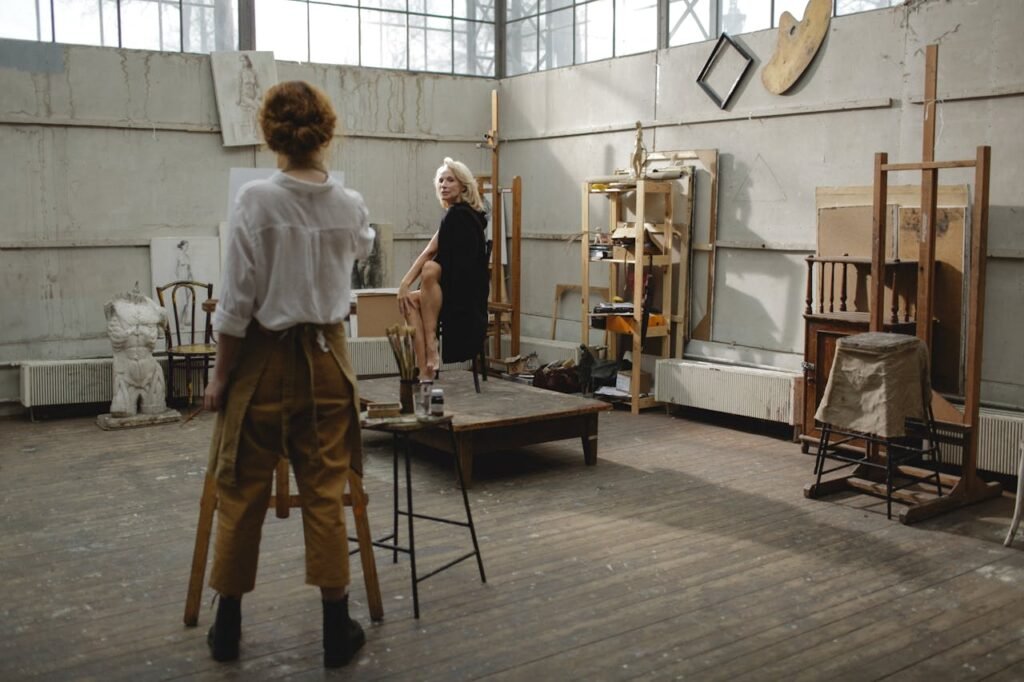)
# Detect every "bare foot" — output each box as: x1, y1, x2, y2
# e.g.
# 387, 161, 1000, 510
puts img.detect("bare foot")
426, 344, 440, 378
